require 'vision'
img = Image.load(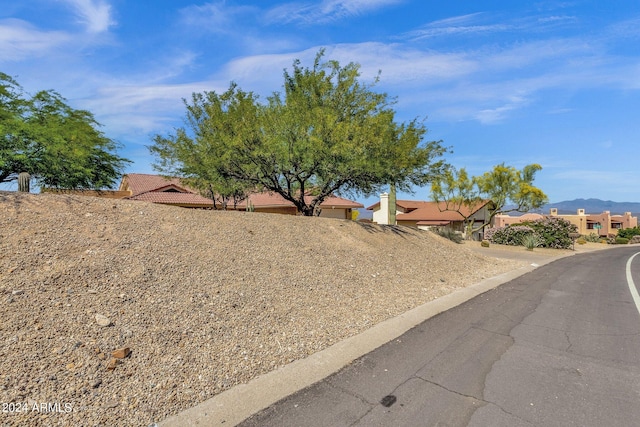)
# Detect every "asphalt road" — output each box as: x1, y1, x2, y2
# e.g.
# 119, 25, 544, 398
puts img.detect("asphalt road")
239, 246, 640, 427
